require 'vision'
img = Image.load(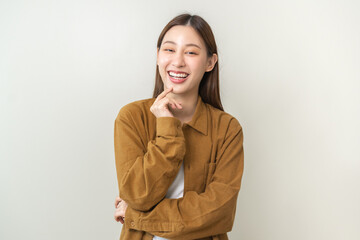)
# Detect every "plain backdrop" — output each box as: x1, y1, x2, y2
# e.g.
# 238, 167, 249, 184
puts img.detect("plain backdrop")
1, 0, 359, 239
